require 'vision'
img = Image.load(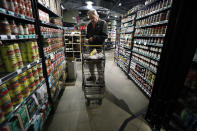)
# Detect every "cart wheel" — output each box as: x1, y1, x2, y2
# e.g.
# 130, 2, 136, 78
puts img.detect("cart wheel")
98, 99, 102, 105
